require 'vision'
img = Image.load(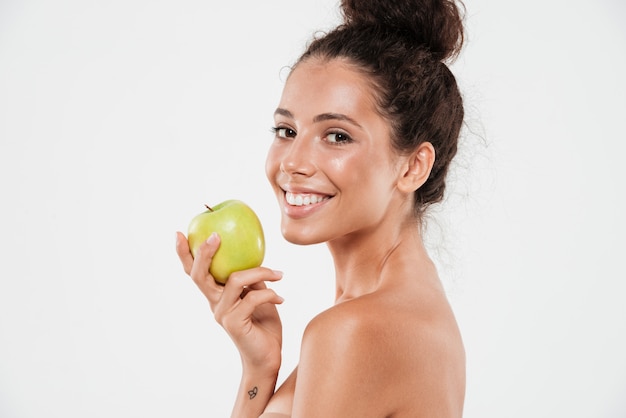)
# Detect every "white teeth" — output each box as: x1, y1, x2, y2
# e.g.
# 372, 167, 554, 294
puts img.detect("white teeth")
286, 192, 327, 206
